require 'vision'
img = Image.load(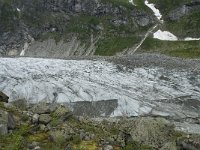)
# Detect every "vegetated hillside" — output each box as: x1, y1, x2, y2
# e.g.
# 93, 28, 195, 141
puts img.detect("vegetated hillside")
0, 0, 200, 58
149, 0, 200, 38
0, 0, 155, 57
139, 0, 200, 58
